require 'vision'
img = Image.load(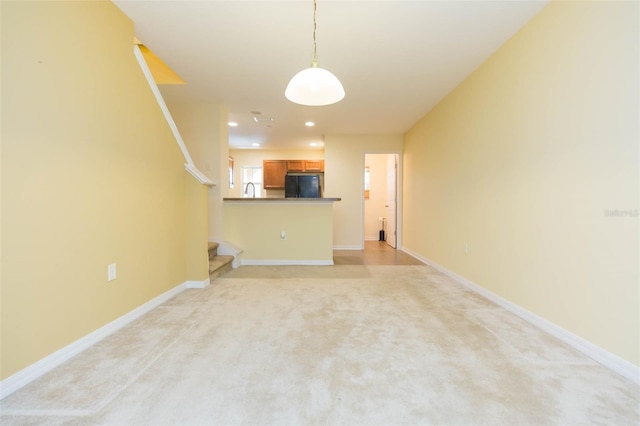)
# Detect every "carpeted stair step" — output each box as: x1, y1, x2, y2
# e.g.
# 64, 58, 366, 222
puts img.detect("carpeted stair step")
209, 255, 234, 281
208, 242, 219, 260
